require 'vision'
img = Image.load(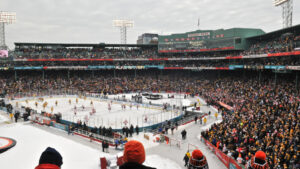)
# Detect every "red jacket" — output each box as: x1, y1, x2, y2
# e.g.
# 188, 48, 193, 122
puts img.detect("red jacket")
35, 164, 60, 169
